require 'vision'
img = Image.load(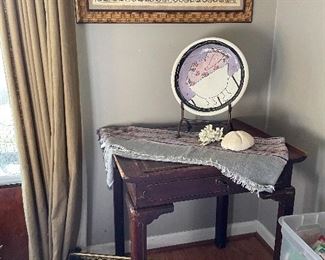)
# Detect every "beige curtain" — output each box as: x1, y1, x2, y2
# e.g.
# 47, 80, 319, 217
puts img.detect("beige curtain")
0, 1, 82, 259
